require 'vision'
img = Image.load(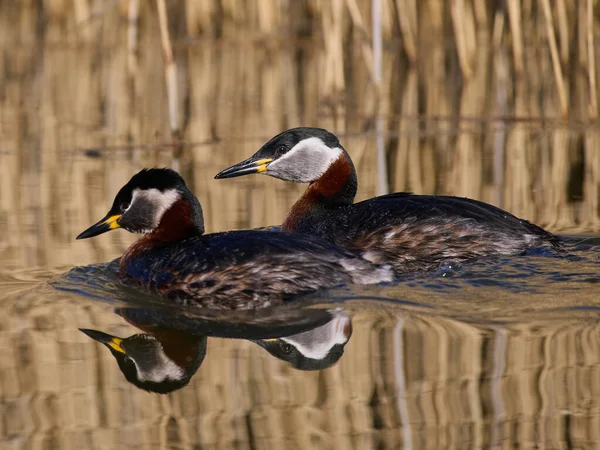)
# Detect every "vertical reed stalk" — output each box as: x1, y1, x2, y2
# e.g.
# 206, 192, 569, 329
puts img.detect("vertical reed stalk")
450, 0, 473, 80
372, 0, 388, 195
393, 71, 419, 193
156, 0, 181, 167
127, 0, 140, 75
547, 131, 570, 228
473, 0, 488, 29
506, 0, 523, 75
491, 6, 505, 50
393, 318, 413, 449
396, 0, 417, 64
346, 0, 375, 80
587, 0, 598, 119
322, 0, 345, 100
583, 130, 600, 228
493, 50, 508, 208
489, 328, 507, 449
463, 0, 477, 63
257, 0, 278, 32
372, 0, 382, 88
73, 0, 91, 40
556, 0, 569, 64
541, 0, 569, 117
